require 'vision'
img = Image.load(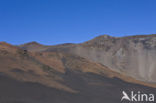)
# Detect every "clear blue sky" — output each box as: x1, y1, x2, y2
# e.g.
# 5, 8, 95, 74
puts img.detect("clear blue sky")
0, 0, 156, 45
